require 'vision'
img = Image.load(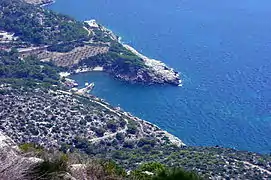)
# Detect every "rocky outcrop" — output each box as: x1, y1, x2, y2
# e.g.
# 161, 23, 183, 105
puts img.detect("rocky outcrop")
84, 20, 182, 86
0, 132, 118, 180
107, 66, 180, 85
23, 0, 54, 6
122, 44, 181, 86
0, 132, 42, 180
